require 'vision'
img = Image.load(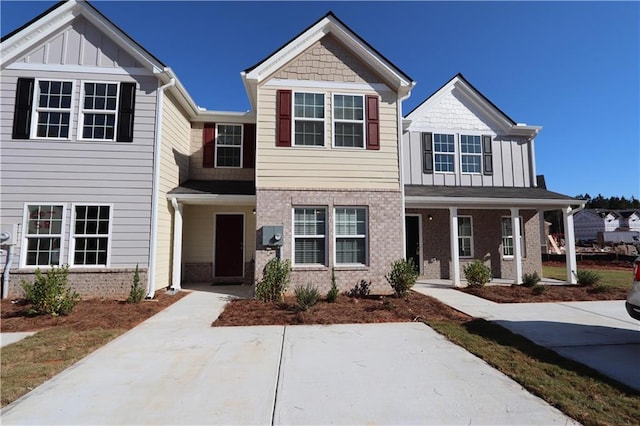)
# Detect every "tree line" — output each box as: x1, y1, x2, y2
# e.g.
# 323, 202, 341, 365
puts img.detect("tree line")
575, 194, 640, 210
